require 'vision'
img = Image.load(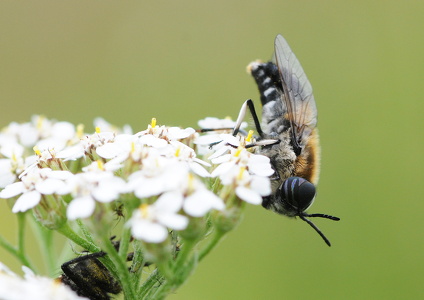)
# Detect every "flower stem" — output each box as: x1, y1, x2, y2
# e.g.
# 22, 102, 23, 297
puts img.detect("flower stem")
173, 238, 196, 271
57, 222, 99, 253
99, 234, 136, 300
139, 269, 165, 300
199, 228, 225, 262
31, 219, 55, 276
76, 219, 95, 245
17, 213, 26, 253
119, 226, 131, 261
0, 234, 36, 271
